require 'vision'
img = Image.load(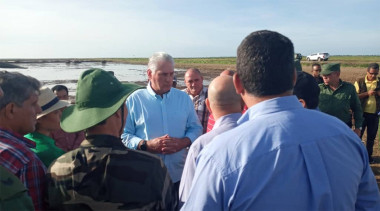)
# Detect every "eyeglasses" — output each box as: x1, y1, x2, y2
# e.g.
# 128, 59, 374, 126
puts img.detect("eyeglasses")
368, 72, 379, 76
